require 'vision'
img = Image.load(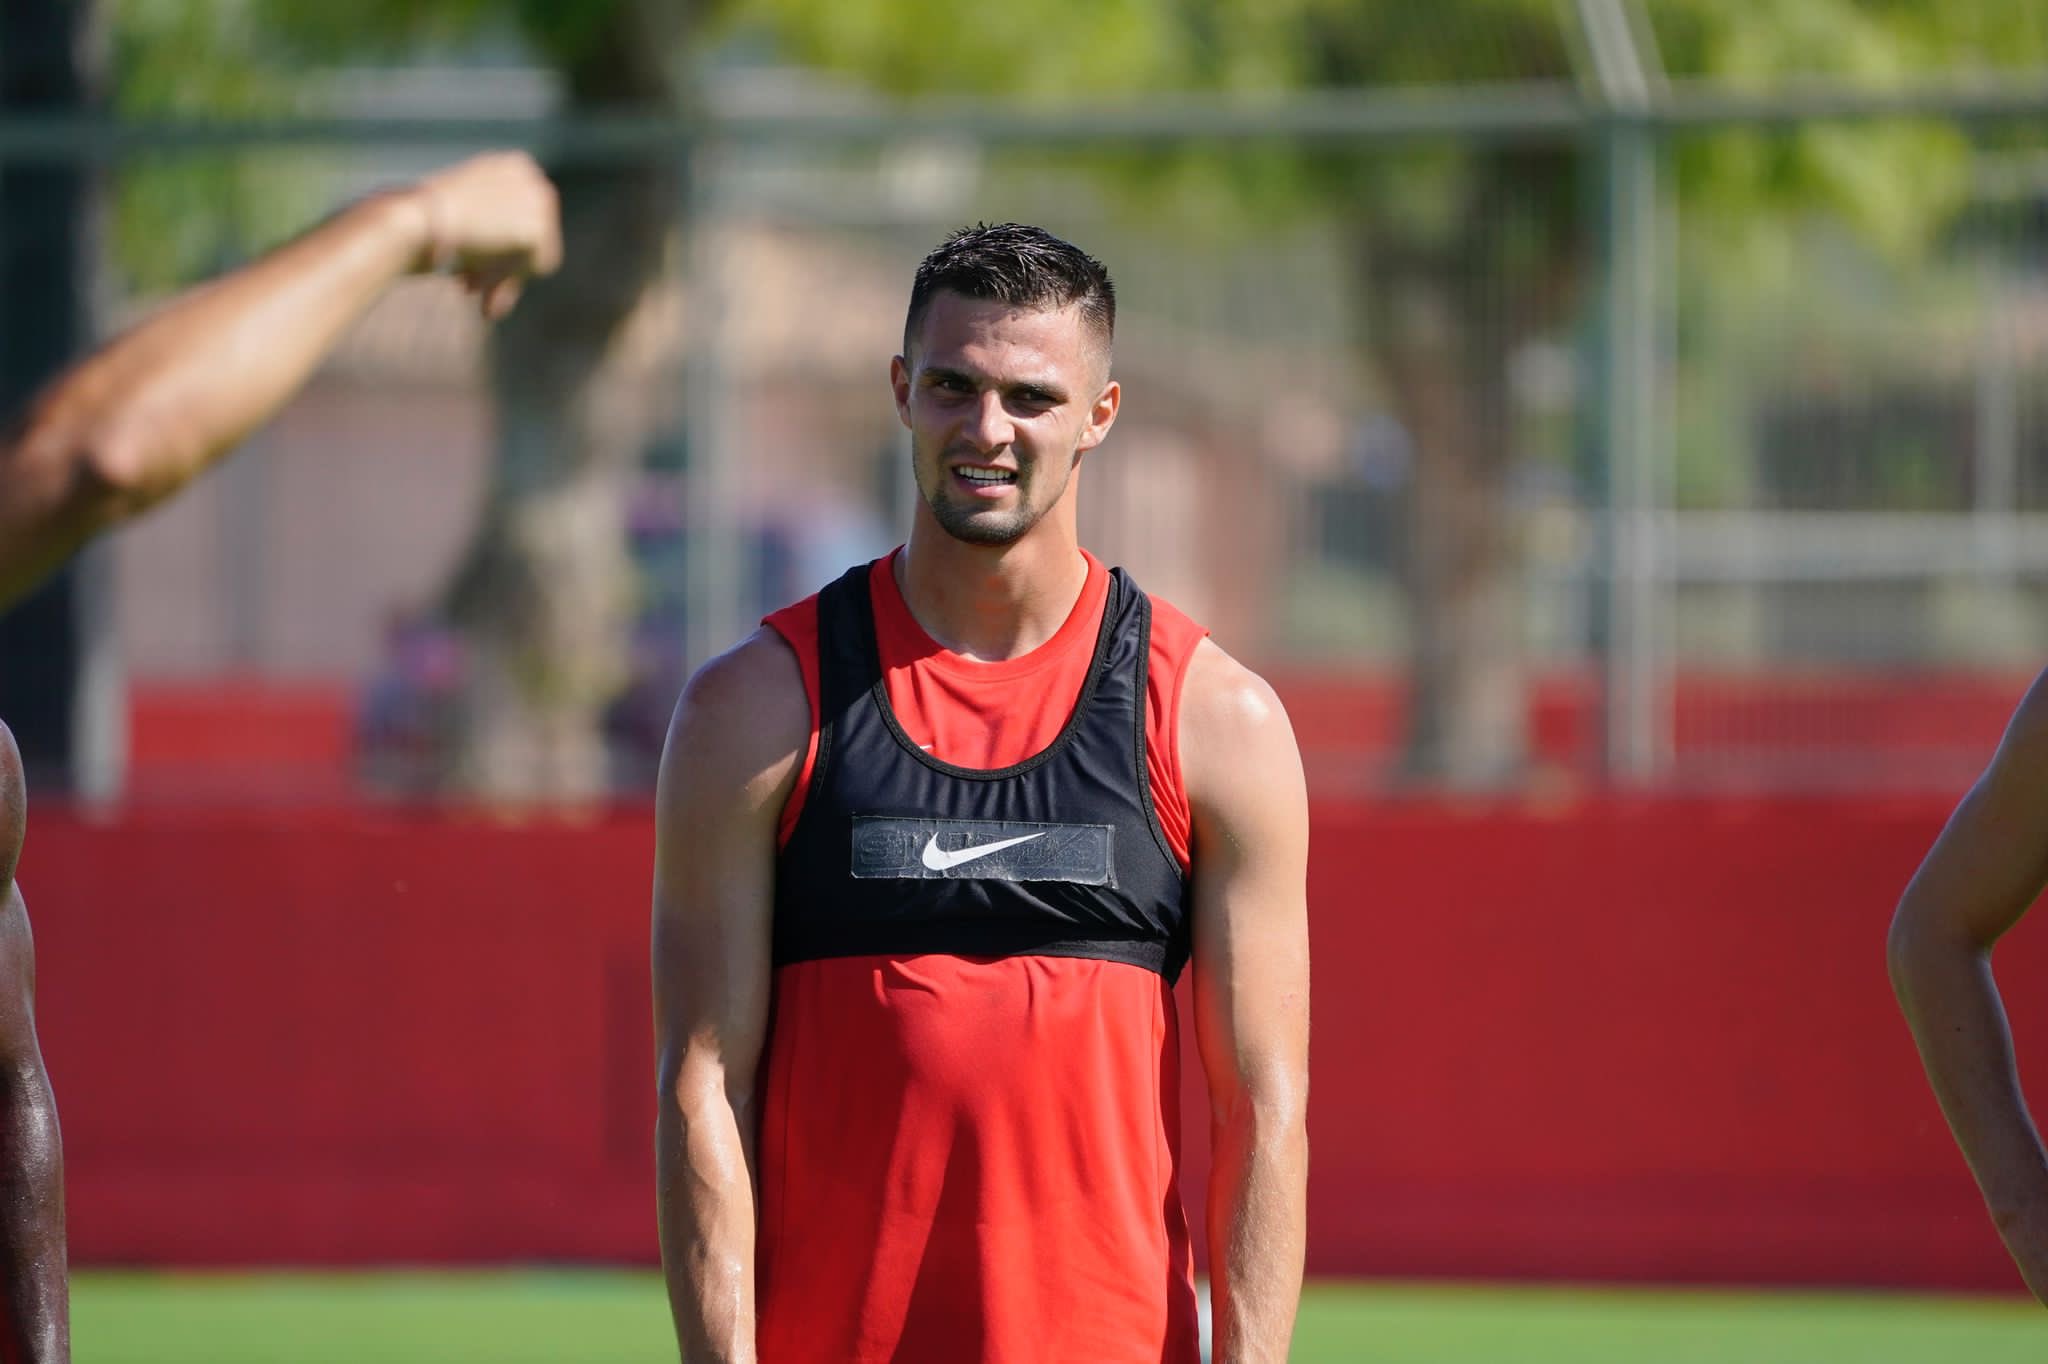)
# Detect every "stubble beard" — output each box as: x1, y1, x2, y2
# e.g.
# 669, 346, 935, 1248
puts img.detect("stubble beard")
918, 446, 1073, 548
